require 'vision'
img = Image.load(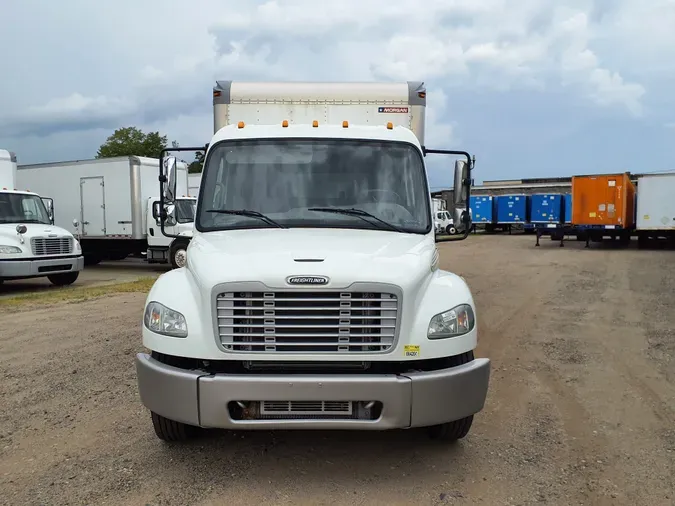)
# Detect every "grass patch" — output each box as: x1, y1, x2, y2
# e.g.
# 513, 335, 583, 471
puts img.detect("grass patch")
0, 276, 158, 308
